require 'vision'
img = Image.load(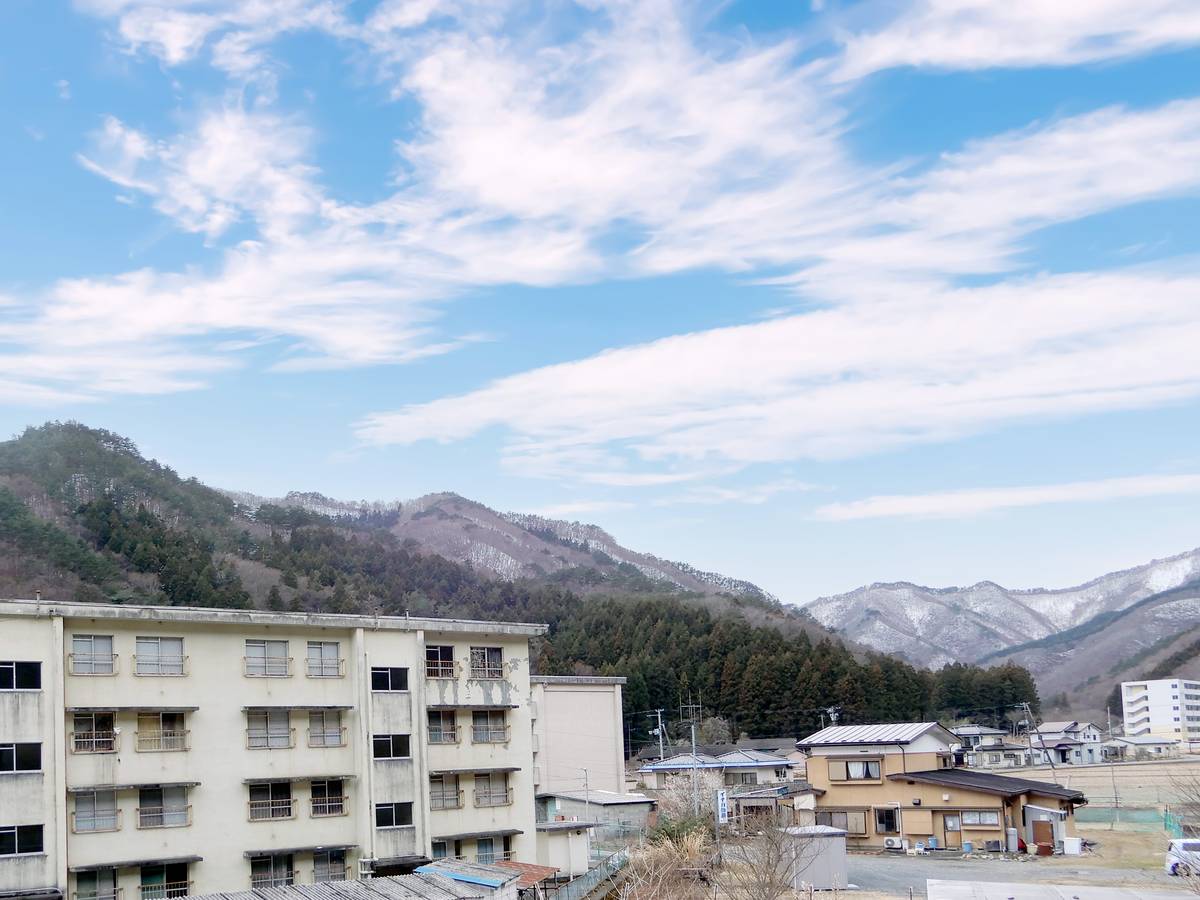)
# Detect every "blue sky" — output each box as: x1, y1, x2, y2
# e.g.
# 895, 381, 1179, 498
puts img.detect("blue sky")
3, 0, 1200, 603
